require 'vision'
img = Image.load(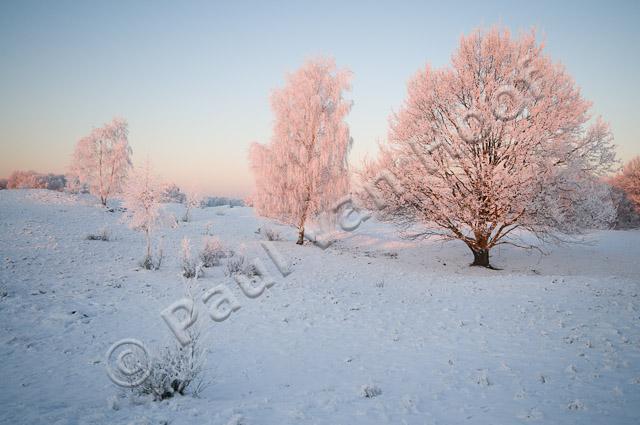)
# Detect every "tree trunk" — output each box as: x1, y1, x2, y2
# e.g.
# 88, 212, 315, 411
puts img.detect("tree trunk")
146, 228, 152, 259
470, 248, 490, 268
296, 196, 310, 245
